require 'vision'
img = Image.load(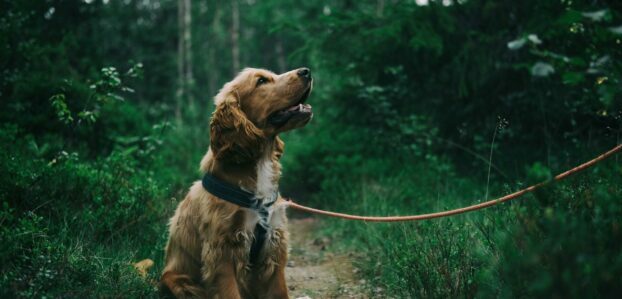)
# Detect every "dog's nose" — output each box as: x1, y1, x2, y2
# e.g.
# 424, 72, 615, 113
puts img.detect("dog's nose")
297, 68, 311, 79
